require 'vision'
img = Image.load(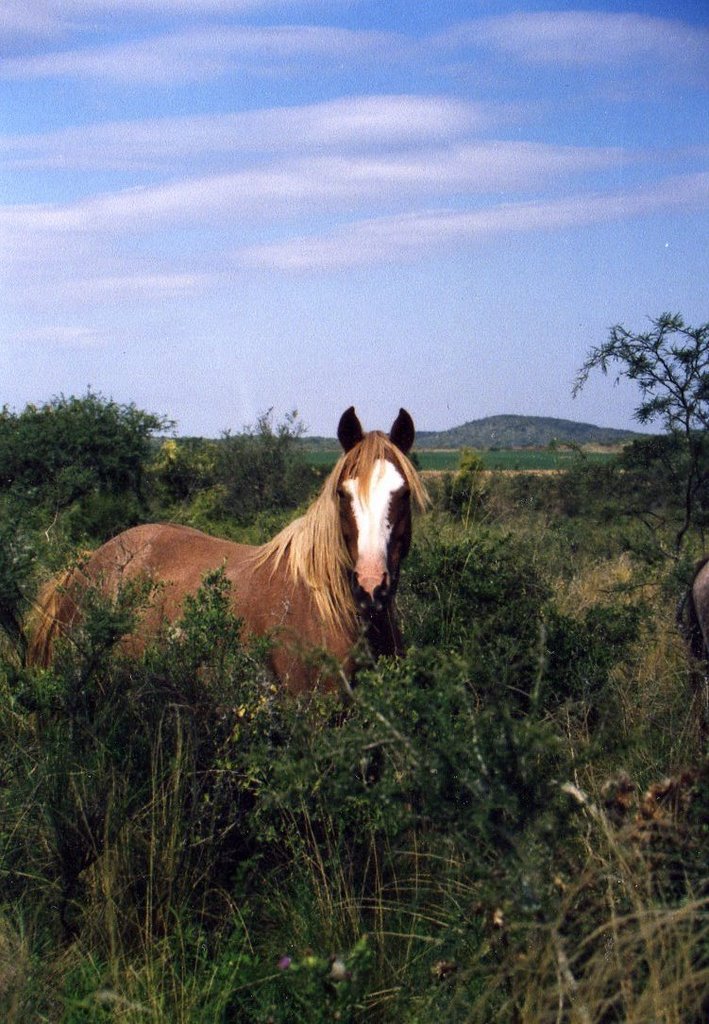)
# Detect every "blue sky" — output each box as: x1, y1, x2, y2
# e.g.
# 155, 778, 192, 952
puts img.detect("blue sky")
2, 1, 707, 438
